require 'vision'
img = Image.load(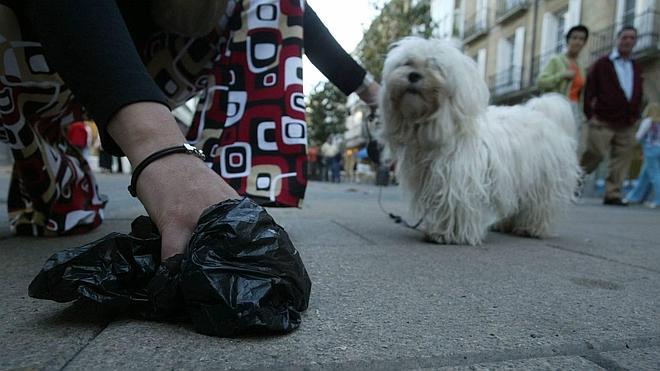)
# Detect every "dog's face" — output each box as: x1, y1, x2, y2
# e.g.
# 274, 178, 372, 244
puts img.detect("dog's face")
381, 37, 489, 125
381, 40, 445, 121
